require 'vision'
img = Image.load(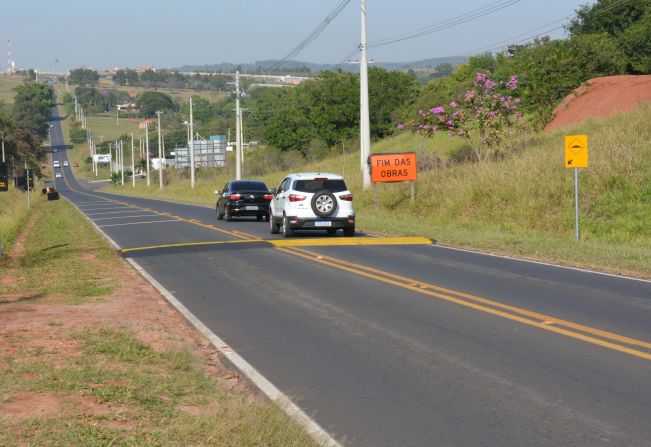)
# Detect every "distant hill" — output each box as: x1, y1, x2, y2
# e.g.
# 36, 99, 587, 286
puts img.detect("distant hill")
176, 57, 467, 74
